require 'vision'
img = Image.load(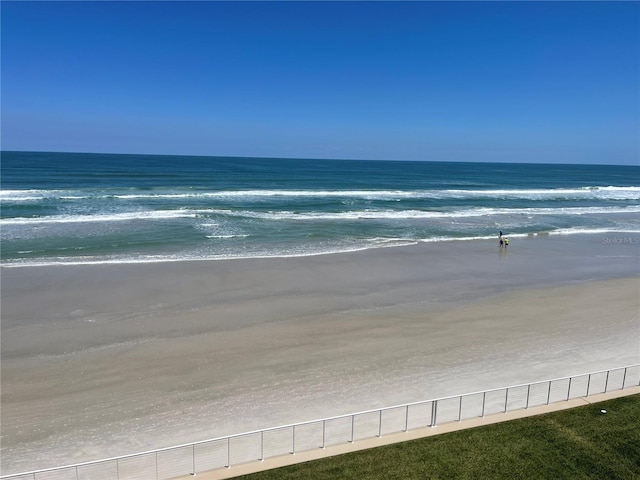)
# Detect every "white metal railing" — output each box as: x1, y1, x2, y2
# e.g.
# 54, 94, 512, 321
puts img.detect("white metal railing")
2, 364, 638, 480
